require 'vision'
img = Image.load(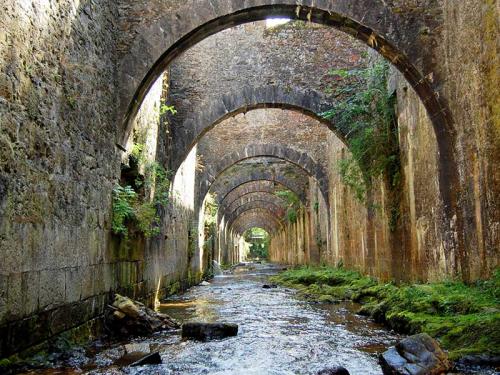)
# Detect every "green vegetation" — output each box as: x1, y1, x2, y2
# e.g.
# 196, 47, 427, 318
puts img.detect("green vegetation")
204, 194, 218, 226
244, 227, 270, 259
275, 189, 301, 224
271, 266, 500, 359
159, 99, 177, 116
112, 153, 172, 238
322, 61, 400, 204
